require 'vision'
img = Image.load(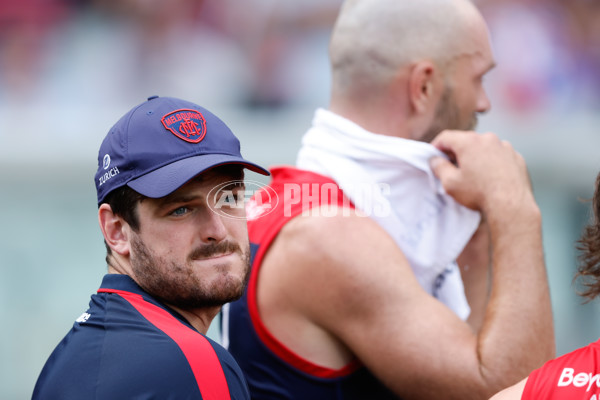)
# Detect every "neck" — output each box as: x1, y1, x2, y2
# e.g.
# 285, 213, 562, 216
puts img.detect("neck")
329, 94, 411, 139
166, 304, 221, 334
